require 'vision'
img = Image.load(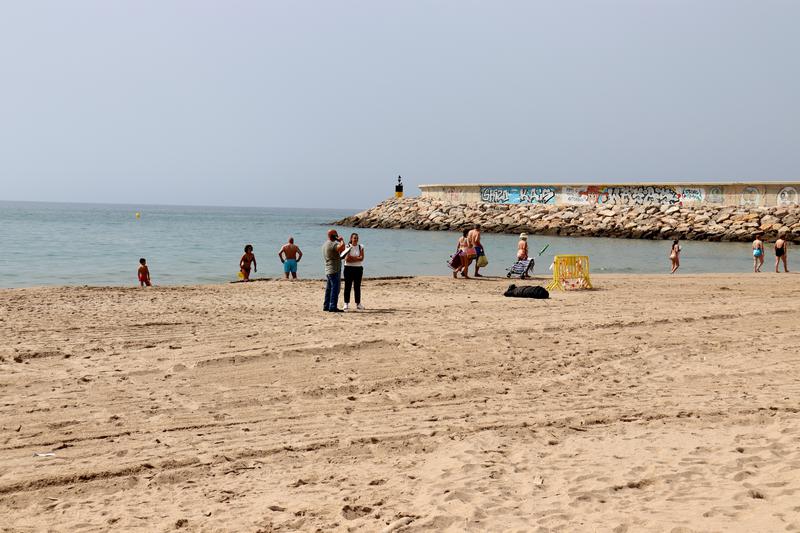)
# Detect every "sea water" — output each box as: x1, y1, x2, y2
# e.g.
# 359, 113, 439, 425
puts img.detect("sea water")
0, 201, 757, 288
